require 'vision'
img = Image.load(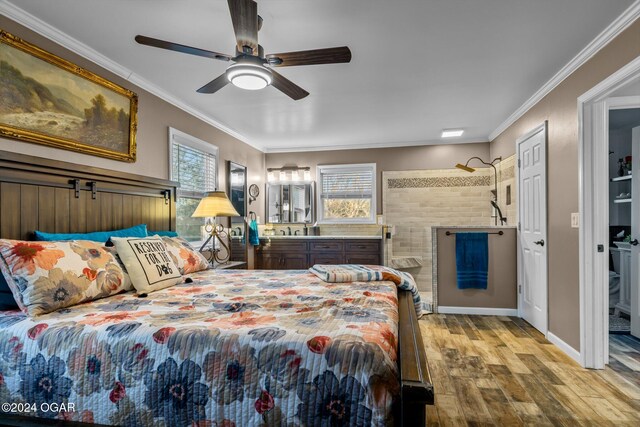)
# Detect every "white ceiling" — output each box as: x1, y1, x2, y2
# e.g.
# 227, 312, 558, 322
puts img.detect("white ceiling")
610, 109, 640, 130
6, 0, 635, 152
